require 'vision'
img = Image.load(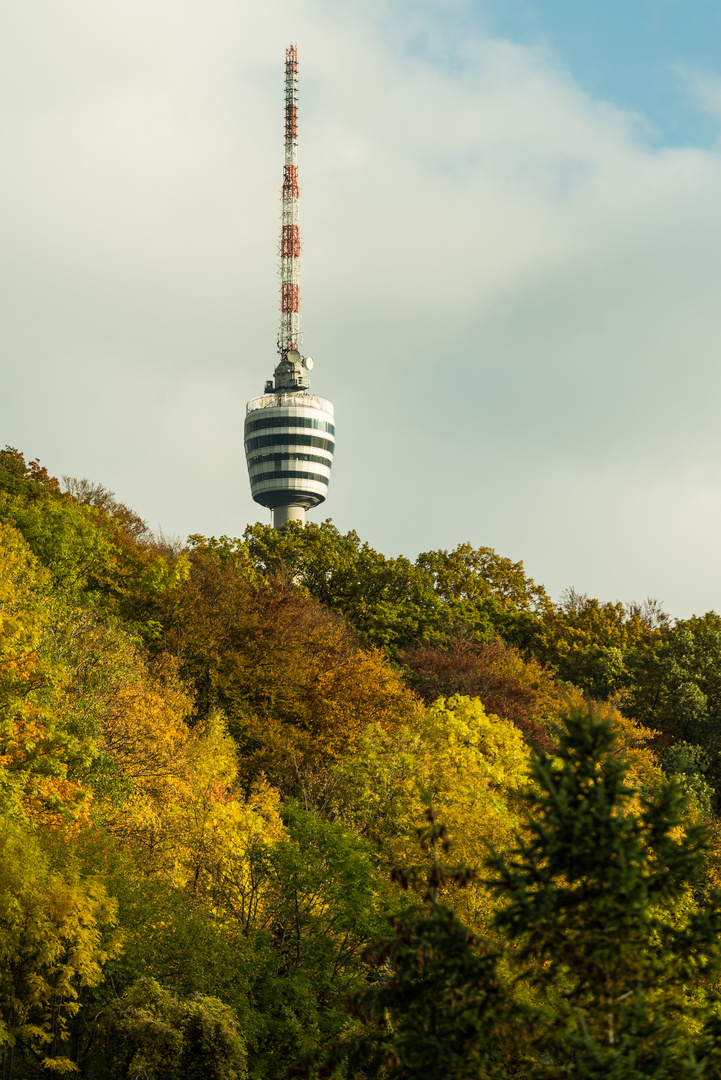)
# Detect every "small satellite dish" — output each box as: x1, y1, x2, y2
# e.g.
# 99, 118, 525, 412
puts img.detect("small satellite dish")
304, 356, 314, 370
287, 350, 301, 364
